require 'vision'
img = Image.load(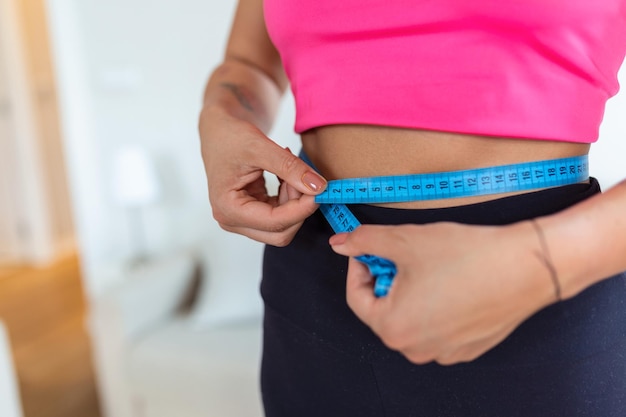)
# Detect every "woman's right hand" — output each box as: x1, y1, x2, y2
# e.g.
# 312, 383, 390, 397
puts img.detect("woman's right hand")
200, 106, 327, 246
